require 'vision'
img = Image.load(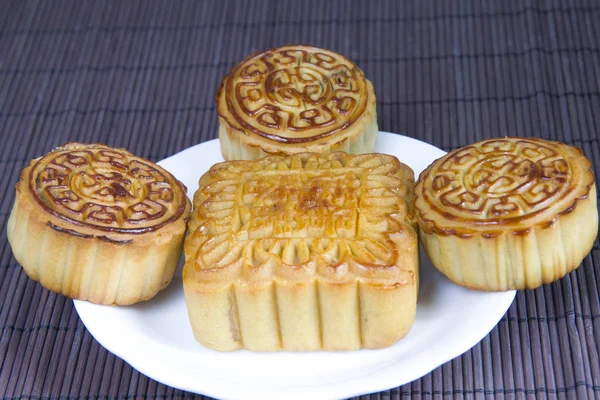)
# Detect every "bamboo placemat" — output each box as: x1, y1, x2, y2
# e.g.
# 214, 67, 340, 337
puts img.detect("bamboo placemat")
0, 1, 599, 399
